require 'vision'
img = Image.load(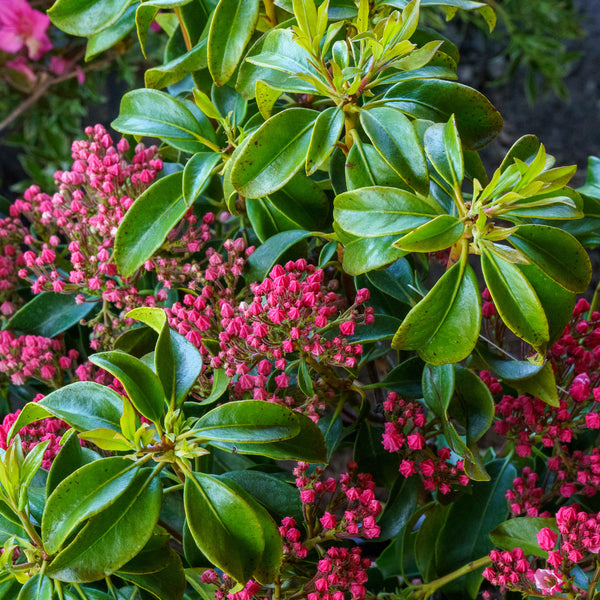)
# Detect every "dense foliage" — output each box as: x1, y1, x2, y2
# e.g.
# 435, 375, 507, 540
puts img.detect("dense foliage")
2, 1, 600, 599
